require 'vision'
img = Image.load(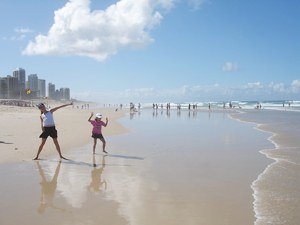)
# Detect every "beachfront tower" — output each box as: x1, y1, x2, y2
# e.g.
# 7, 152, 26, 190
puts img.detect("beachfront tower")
0, 77, 8, 98
38, 79, 46, 98
48, 83, 56, 99
0, 76, 19, 99
28, 74, 38, 92
60, 88, 70, 100
13, 68, 26, 95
